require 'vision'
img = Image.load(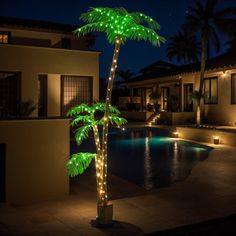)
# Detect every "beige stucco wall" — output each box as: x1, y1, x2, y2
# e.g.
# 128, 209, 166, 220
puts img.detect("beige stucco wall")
0, 119, 70, 205
0, 27, 87, 49
160, 112, 194, 125
176, 126, 236, 146
47, 74, 61, 116
0, 44, 100, 117
203, 70, 236, 125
